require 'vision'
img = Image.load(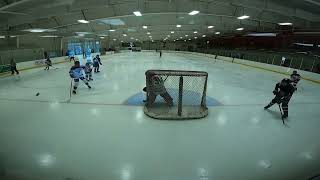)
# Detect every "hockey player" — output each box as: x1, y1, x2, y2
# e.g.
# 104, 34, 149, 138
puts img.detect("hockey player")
70, 56, 75, 62
85, 61, 93, 81
159, 50, 162, 58
144, 74, 173, 107
10, 58, 19, 75
93, 55, 102, 73
44, 57, 52, 70
264, 78, 295, 119
290, 70, 301, 91
69, 61, 91, 94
